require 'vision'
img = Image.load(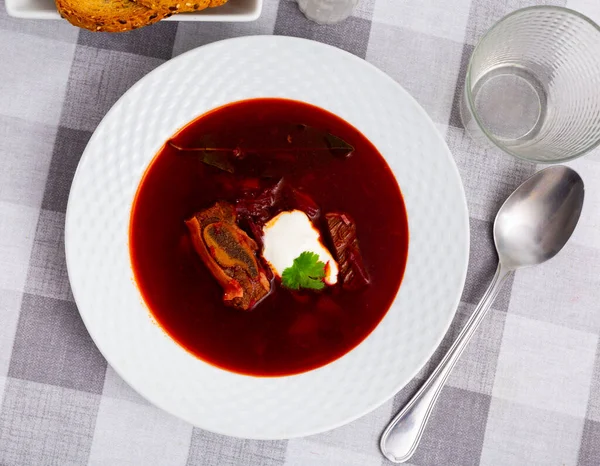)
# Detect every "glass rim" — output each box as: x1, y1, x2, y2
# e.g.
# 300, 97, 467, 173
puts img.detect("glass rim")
464, 5, 600, 164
